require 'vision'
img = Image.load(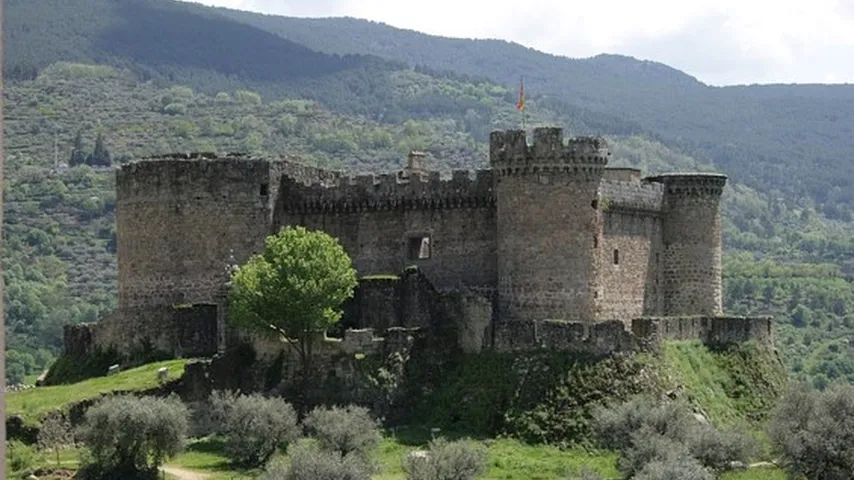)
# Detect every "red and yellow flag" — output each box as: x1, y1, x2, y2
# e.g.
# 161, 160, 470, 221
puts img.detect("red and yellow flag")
516, 76, 525, 111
